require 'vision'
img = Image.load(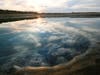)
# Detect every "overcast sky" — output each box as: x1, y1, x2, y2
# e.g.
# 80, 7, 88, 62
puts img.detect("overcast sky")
0, 0, 100, 12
